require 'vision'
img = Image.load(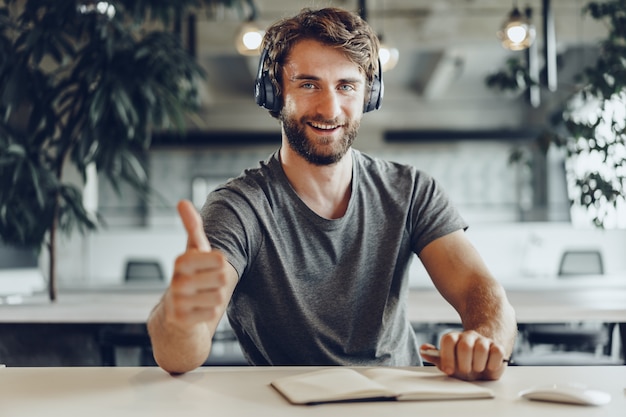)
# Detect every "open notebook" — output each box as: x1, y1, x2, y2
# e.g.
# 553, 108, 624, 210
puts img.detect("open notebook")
270, 367, 494, 405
